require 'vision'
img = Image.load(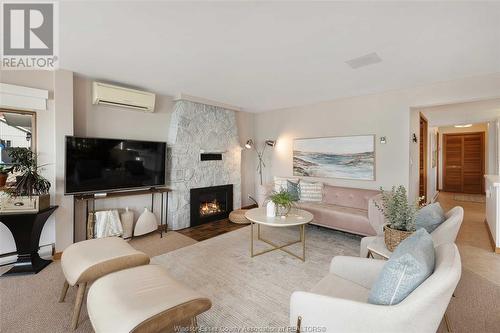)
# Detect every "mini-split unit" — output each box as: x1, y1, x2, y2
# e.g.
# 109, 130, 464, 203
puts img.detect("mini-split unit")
92, 81, 156, 112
